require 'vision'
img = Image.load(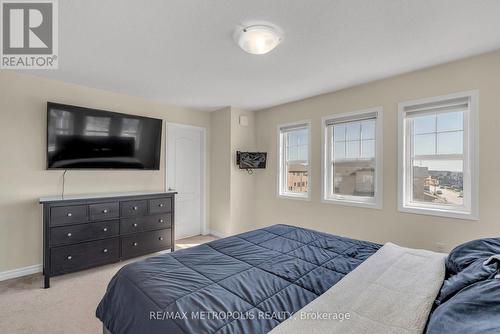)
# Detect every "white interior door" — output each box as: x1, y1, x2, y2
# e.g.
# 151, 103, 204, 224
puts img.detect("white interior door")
166, 124, 205, 239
